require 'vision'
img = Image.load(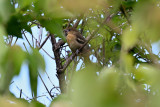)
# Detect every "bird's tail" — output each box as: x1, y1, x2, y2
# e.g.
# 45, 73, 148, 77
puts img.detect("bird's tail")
81, 49, 92, 66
